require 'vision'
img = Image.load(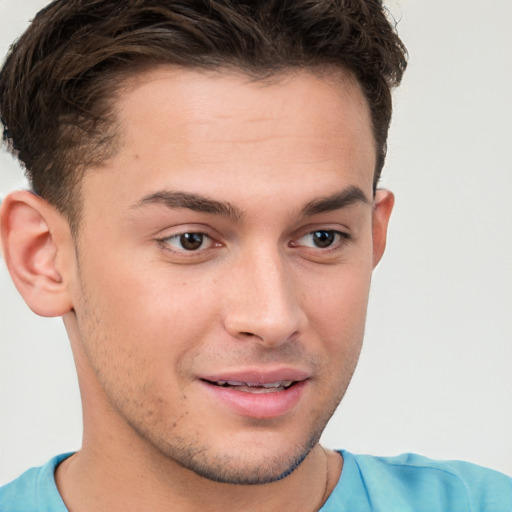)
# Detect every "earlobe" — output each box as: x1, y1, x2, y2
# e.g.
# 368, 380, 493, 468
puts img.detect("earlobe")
372, 189, 394, 268
0, 190, 74, 317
